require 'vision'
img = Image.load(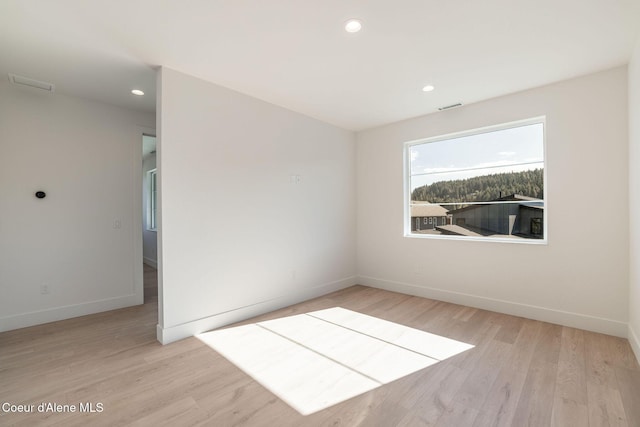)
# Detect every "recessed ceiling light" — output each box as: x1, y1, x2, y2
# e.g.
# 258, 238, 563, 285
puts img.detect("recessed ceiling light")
422, 85, 435, 92
345, 19, 362, 33
131, 89, 144, 96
